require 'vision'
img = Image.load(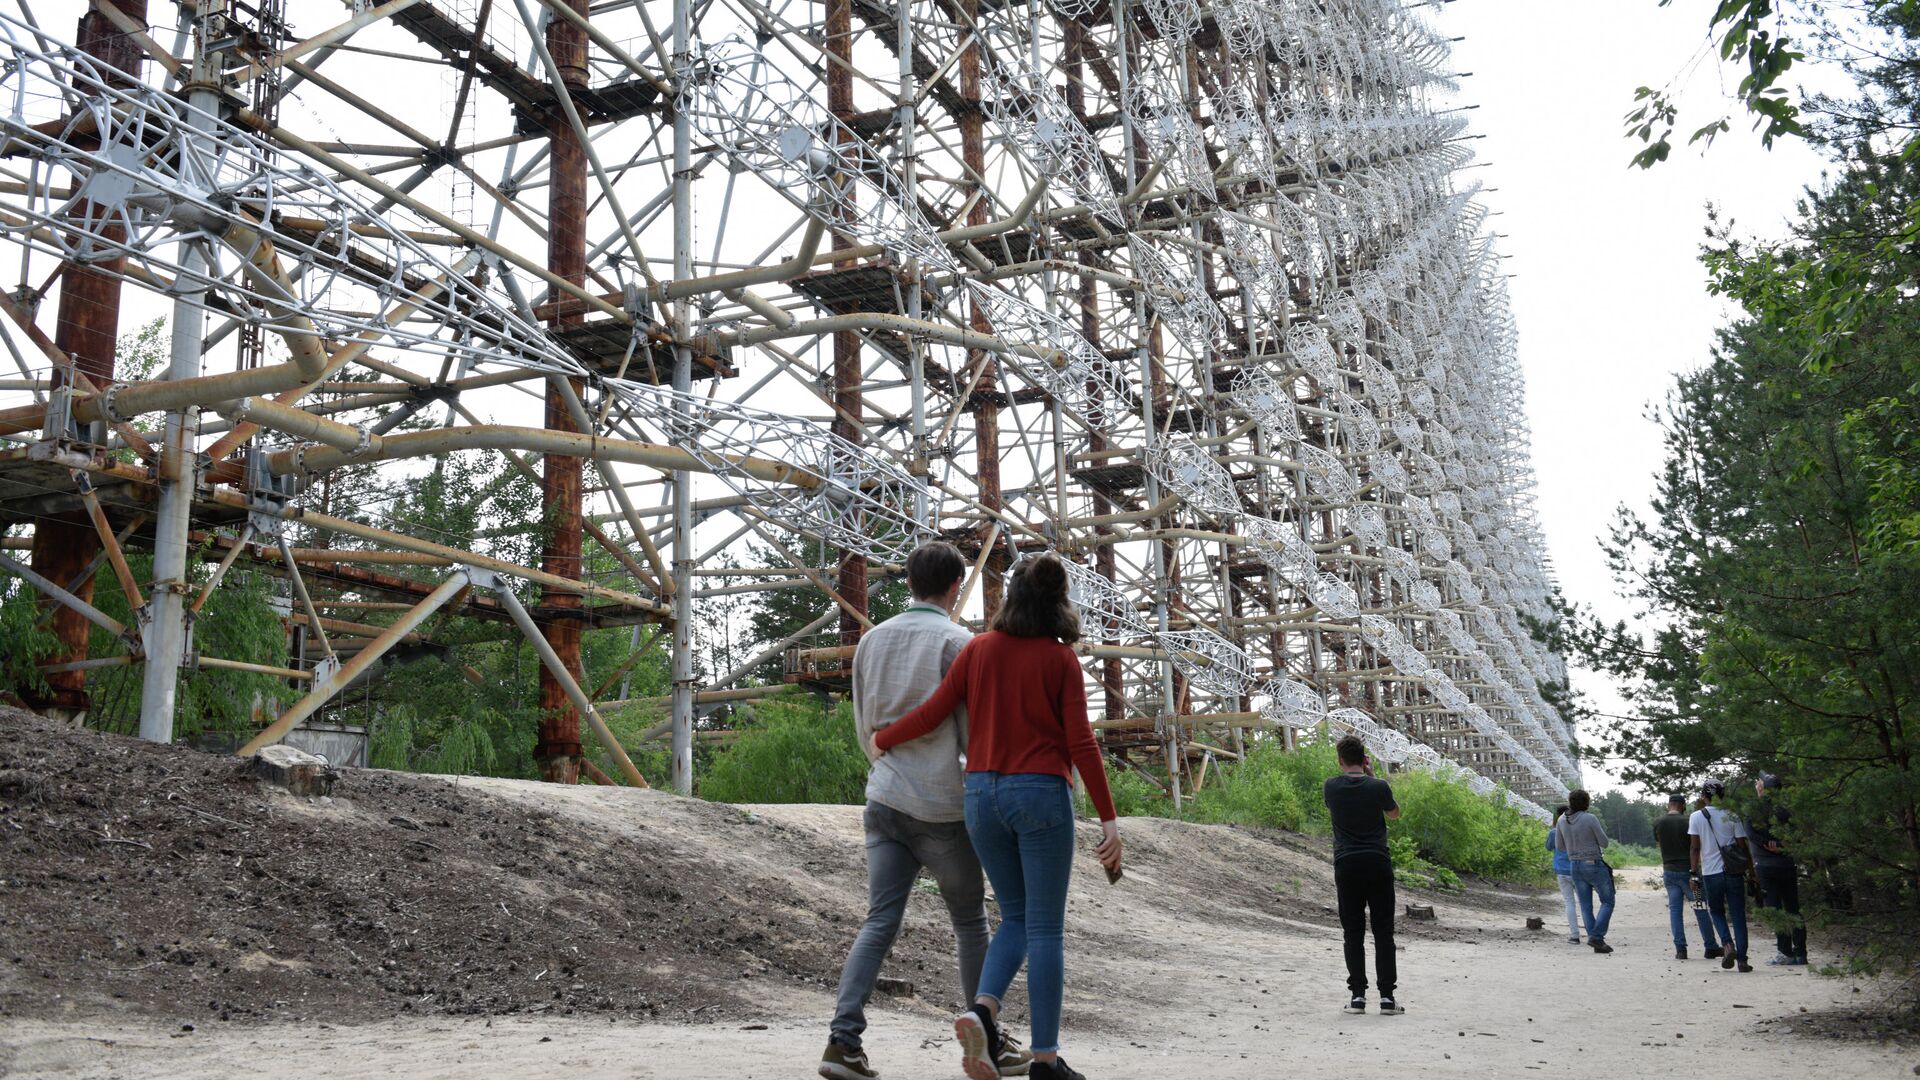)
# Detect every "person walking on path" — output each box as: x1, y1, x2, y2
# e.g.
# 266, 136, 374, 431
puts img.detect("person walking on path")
820, 542, 1032, 1080
1751, 774, 1809, 966
1547, 805, 1580, 944
871, 554, 1121, 1080
1324, 735, 1405, 1015
1690, 779, 1756, 973
1653, 794, 1719, 960
1556, 789, 1616, 953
